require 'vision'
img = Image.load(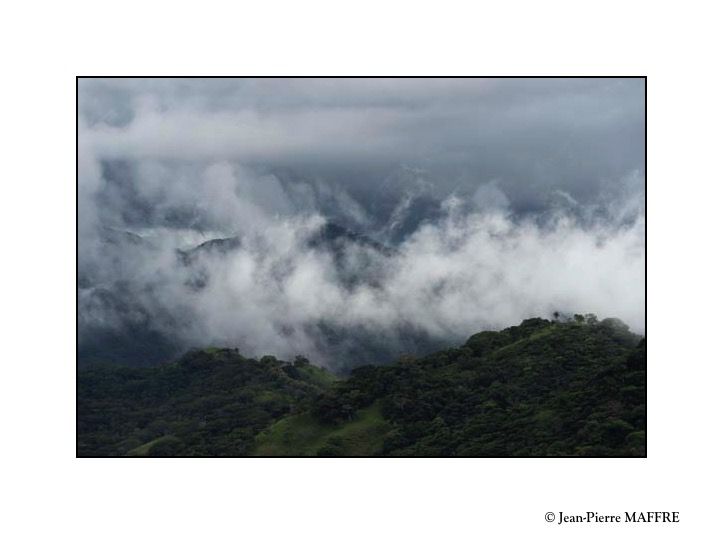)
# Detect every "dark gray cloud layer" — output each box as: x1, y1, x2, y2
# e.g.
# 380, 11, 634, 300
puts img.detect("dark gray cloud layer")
80, 78, 644, 213
78, 78, 645, 367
